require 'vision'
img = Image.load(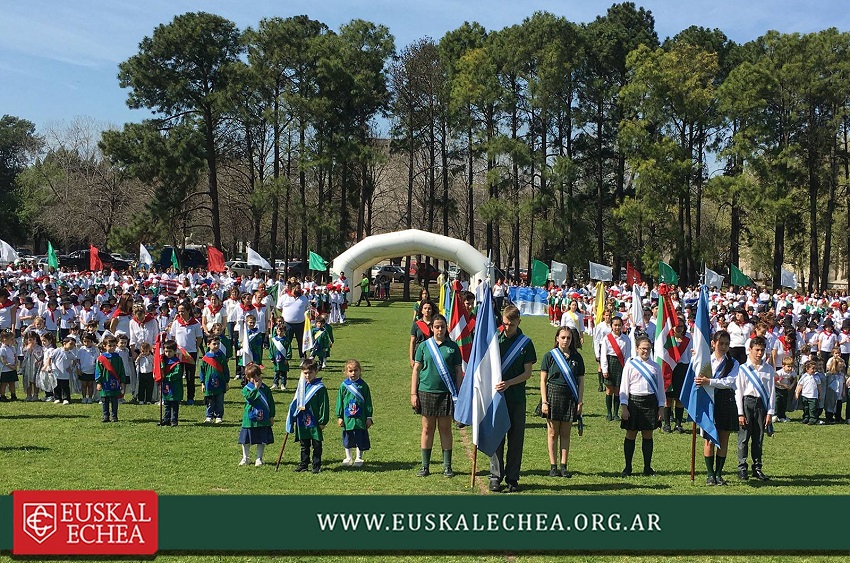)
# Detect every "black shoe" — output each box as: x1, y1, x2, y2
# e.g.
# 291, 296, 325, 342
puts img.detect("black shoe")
111, 417, 118, 423
417, 466, 430, 477
674, 425, 685, 434
101, 417, 110, 423
488, 480, 502, 492
158, 420, 169, 426
506, 481, 520, 493
170, 421, 178, 427
0, 396, 8, 402
738, 469, 749, 480
621, 467, 632, 477
294, 464, 309, 472
643, 467, 657, 476
560, 467, 572, 478
10, 394, 17, 401
548, 467, 559, 477
312, 466, 321, 474
443, 467, 455, 478
752, 469, 770, 481
715, 476, 728, 486
605, 413, 612, 421
662, 424, 672, 433
706, 475, 716, 486
597, 385, 604, 392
